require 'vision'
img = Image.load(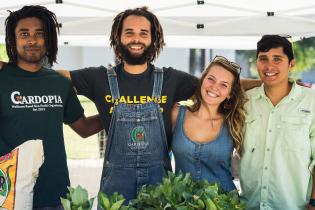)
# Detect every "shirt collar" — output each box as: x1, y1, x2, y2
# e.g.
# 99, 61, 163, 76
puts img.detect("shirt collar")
253, 81, 301, 101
